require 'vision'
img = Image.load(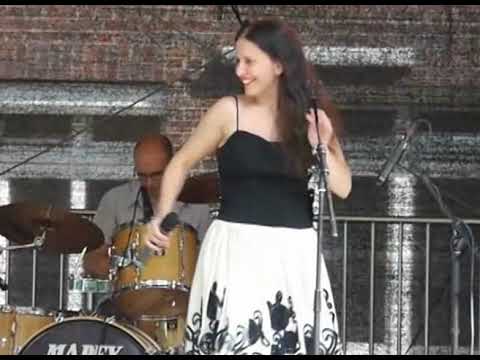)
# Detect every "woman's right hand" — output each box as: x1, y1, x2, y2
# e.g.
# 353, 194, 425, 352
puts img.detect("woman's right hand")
306, 108, 334, 148
146, 216, 170, 252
